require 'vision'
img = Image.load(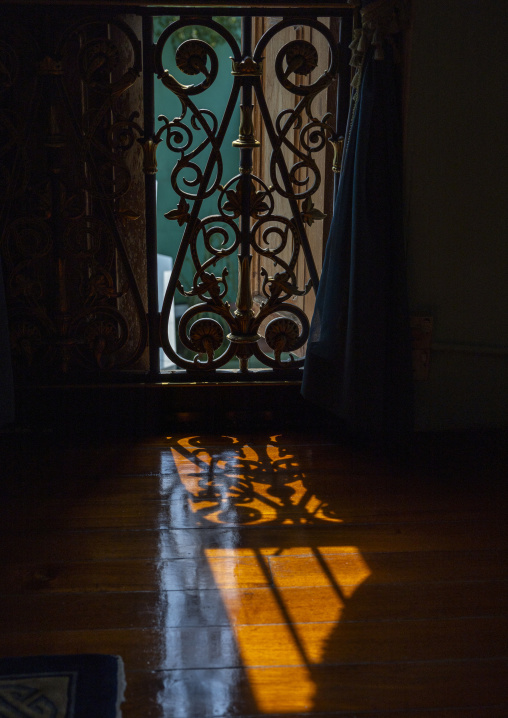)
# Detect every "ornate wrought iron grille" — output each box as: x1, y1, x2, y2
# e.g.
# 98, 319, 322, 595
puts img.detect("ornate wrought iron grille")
0, 5, 354, 383
149, 11, 353, 377
0, 10, 149, 379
